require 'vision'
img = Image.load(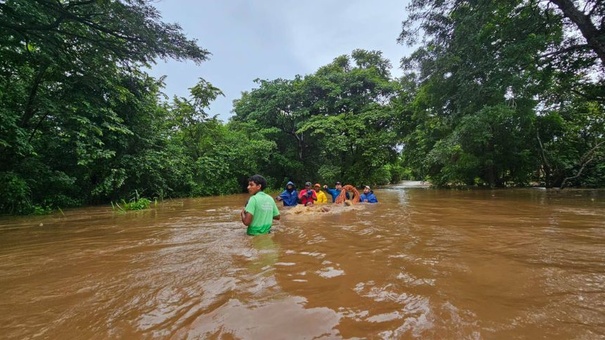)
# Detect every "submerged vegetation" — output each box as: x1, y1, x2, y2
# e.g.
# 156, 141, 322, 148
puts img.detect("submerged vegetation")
0, 0, 603, 215
111, 190, 153, 212
111, 198, 152, 212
